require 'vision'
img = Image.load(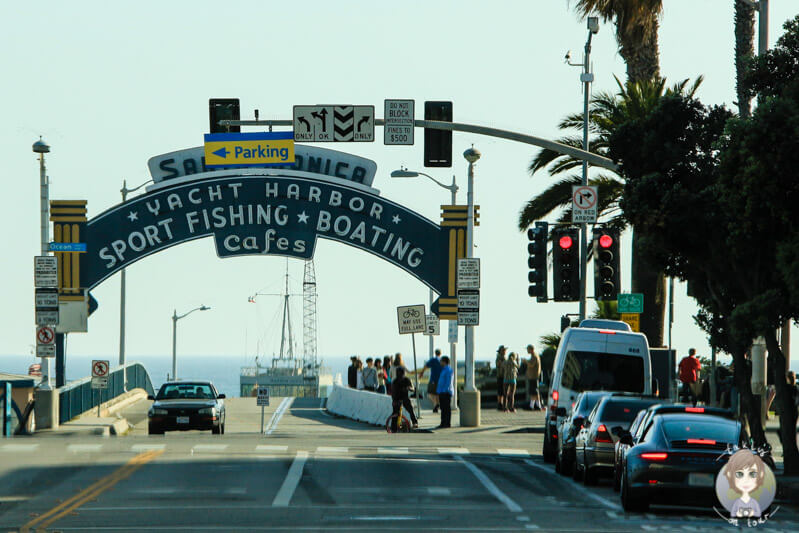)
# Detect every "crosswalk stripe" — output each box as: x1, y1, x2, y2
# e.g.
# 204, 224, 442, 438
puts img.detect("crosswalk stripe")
131, 444, 166, 452
316, 446, 348, 453
67, 444, 103, 453
438, 447, 469, 455
0, 444, 39, 452
377, 447, 408, 455
192, 444, 228, 452
255, 445, 288, 452
497, 448, 529, 456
